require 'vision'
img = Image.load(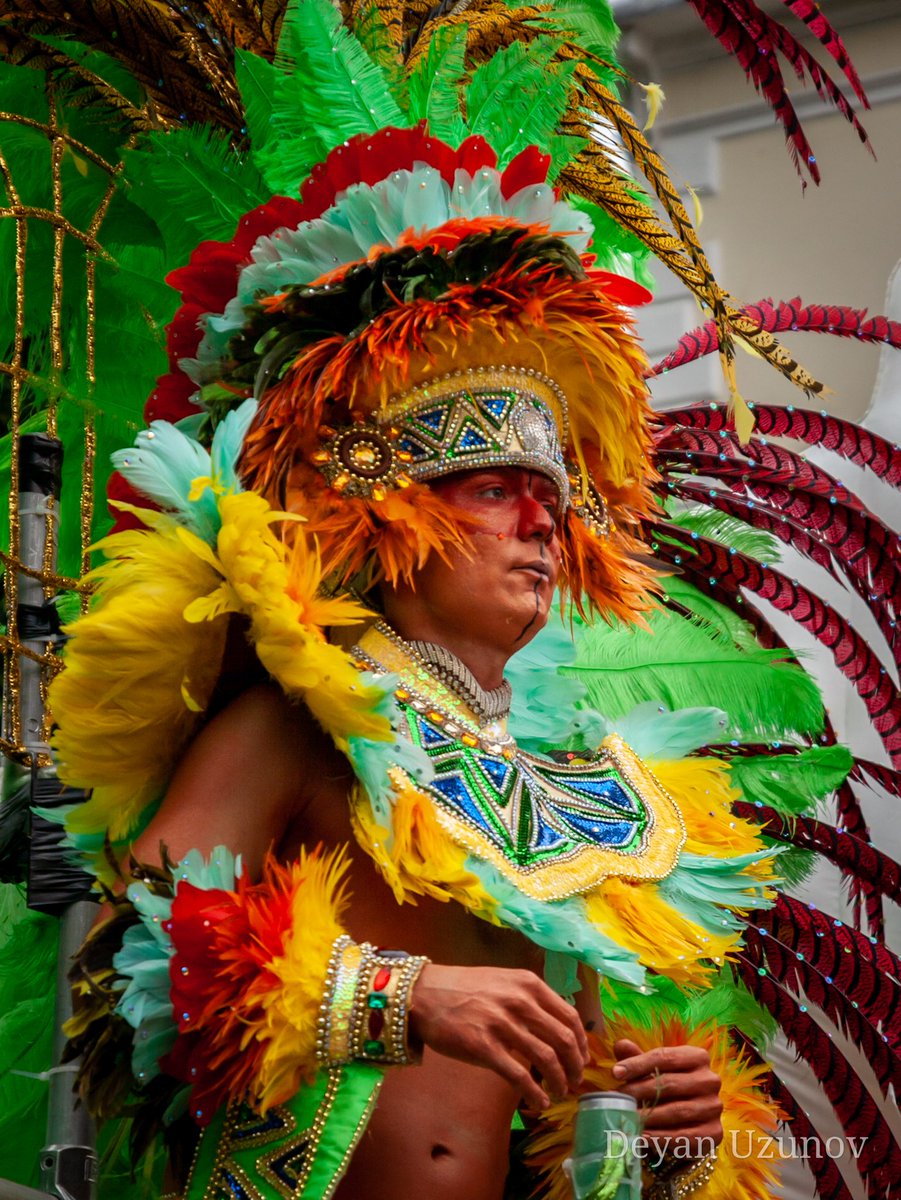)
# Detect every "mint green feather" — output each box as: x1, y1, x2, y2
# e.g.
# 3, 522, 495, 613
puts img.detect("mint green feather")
667, 506, 779, 564
660, 850, 778, 932
507, 612, 728, 756
346, 677, 433, 831
405, 25, 470, 145
465, 857, 646, 987
116, 849, 241, 1084
255, 0, 405, 195
614, 701, 729, 759
506, 617, 609, 751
